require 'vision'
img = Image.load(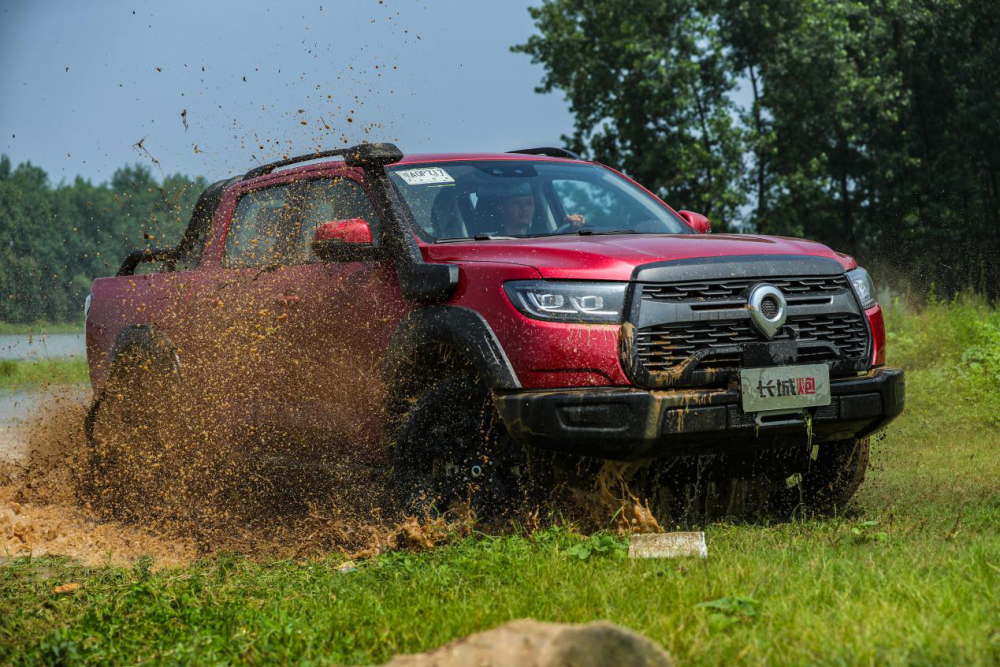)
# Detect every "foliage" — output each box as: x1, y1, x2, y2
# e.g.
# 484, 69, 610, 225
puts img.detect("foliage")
0, 156, 206, 324
512, 0, 746, 228
848, 519, 891, 544
883, 293, 1000, 425
516, 0, 1000, 296
696, 595, 760, 631
0, 357, 89, 389
0, 322, 84, 335
563, 532, 628, 560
